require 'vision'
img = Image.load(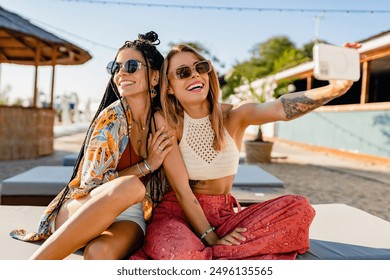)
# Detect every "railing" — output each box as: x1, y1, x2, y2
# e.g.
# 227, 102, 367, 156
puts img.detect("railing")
0, 106, 54, 160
